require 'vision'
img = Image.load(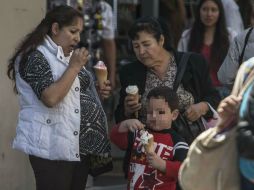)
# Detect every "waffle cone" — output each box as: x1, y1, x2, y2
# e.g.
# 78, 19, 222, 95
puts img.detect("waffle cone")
144, 136, 154, 153
94, 68, 107, 88
126, 91, 139, 118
